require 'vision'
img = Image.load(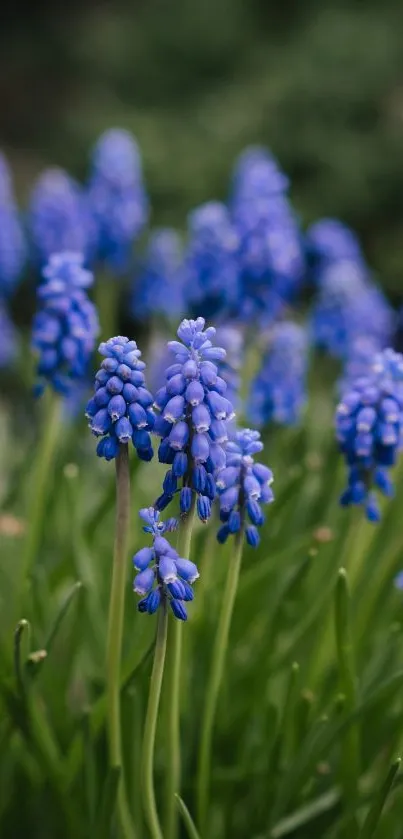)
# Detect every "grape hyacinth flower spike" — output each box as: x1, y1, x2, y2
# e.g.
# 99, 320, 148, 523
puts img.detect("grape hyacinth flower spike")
134, 507, 200, 621
153, 316, 235, 522
85, 340, 156, 837
216, 428, 274, 546
86, 335, 154, 461
336, 348, 403, 522
87, 128, 149, 273
32, 252, 99, 396
153, 316, 235, 839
